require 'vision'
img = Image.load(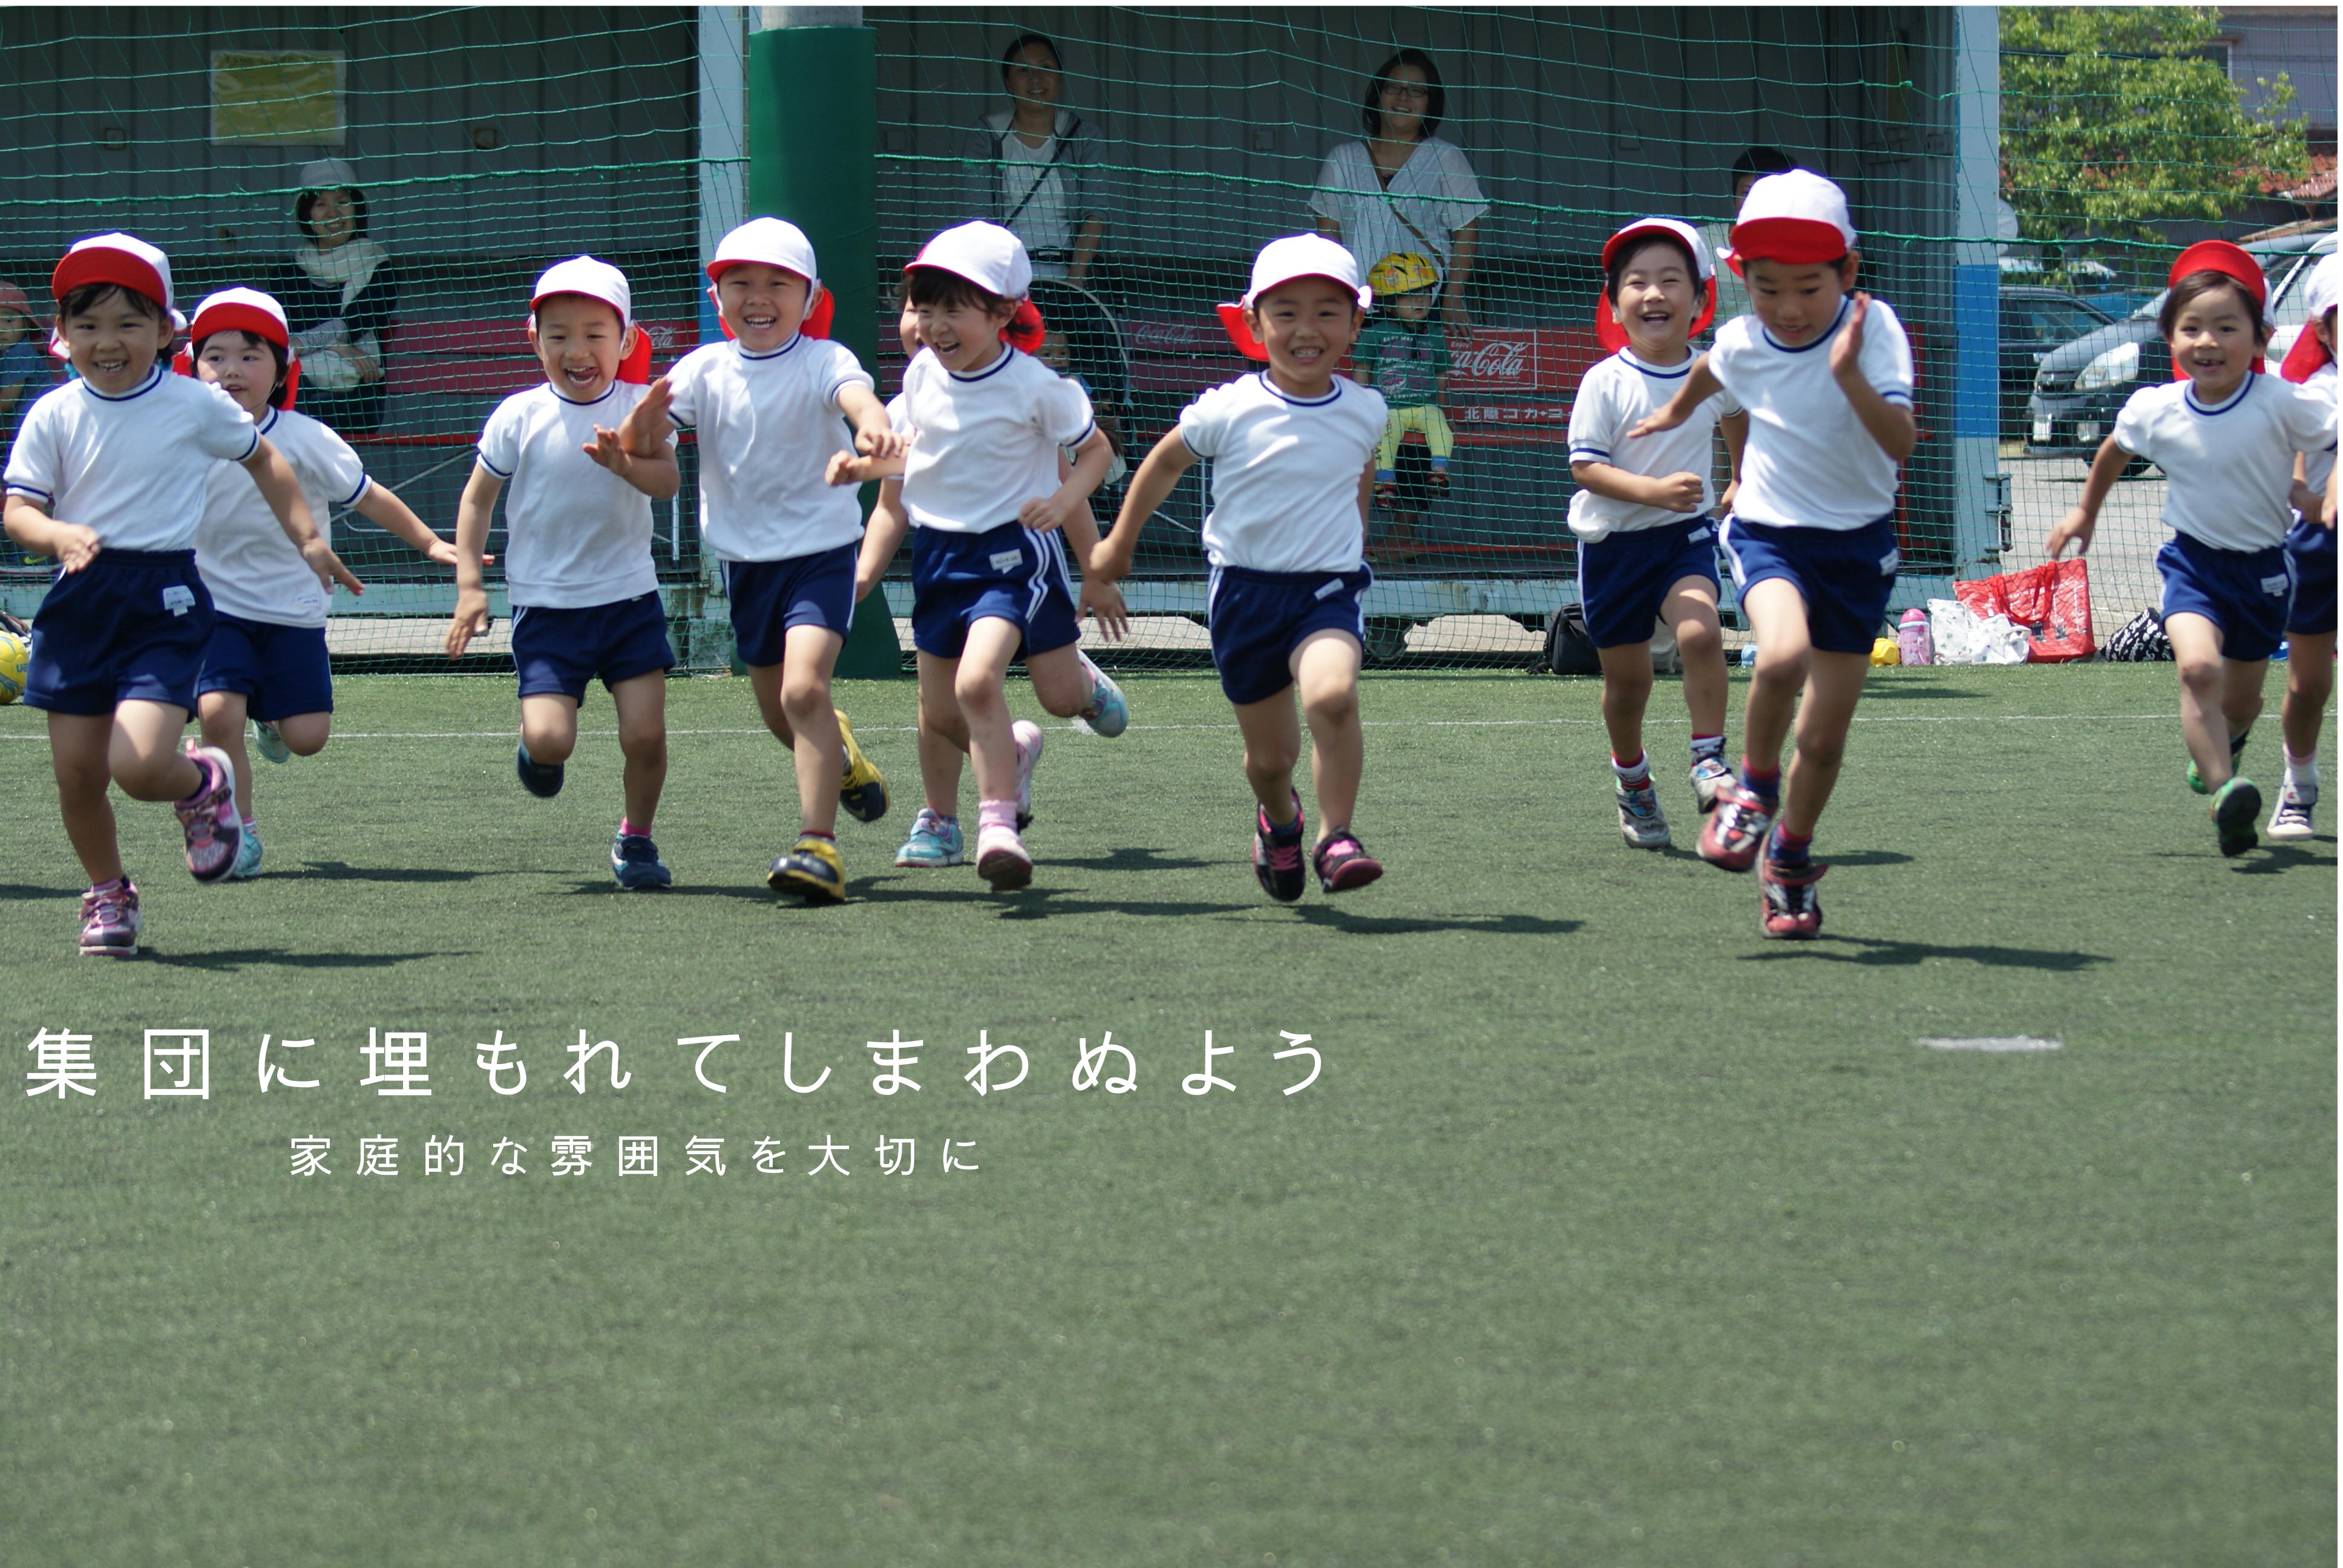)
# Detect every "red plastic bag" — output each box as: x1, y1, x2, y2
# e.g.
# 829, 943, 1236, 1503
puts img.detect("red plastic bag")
1954, 560, 2095, 662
